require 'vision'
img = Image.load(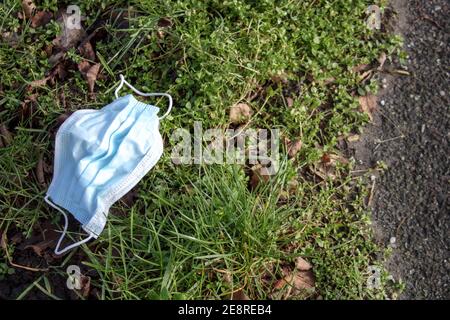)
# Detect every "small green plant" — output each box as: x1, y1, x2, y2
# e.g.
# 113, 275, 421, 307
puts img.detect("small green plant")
0, 260, 15, 281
